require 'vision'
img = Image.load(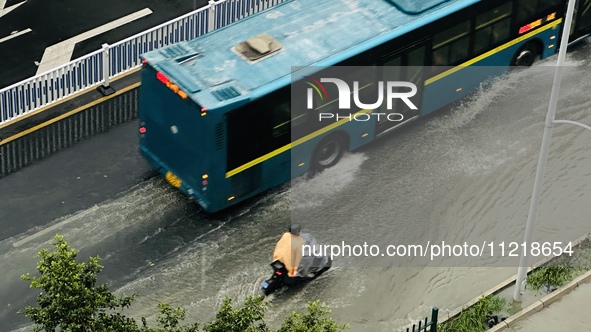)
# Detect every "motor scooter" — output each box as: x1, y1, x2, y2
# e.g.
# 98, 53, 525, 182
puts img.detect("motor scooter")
261, 232, 331, 296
